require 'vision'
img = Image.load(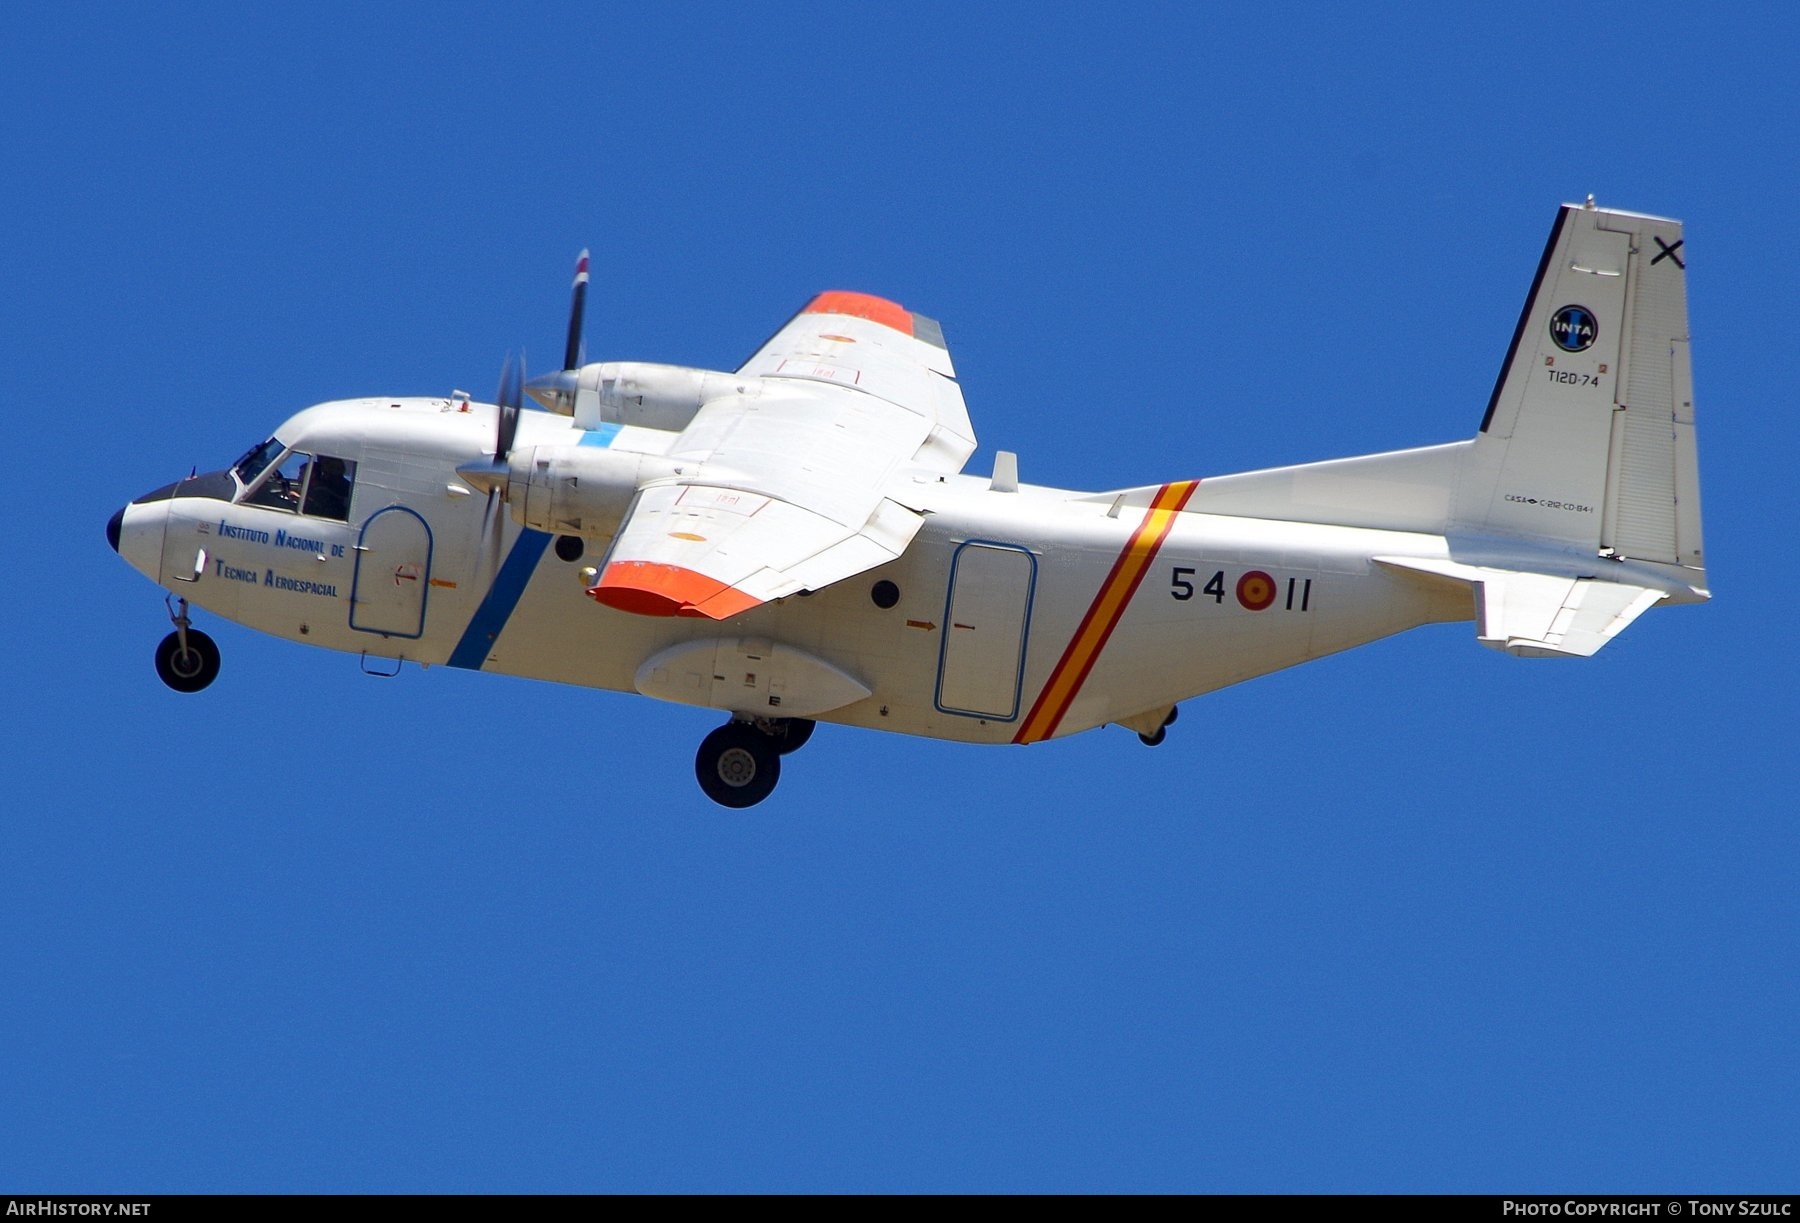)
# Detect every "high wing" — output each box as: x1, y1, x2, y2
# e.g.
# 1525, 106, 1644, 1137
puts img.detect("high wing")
589, 291, 977, 618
